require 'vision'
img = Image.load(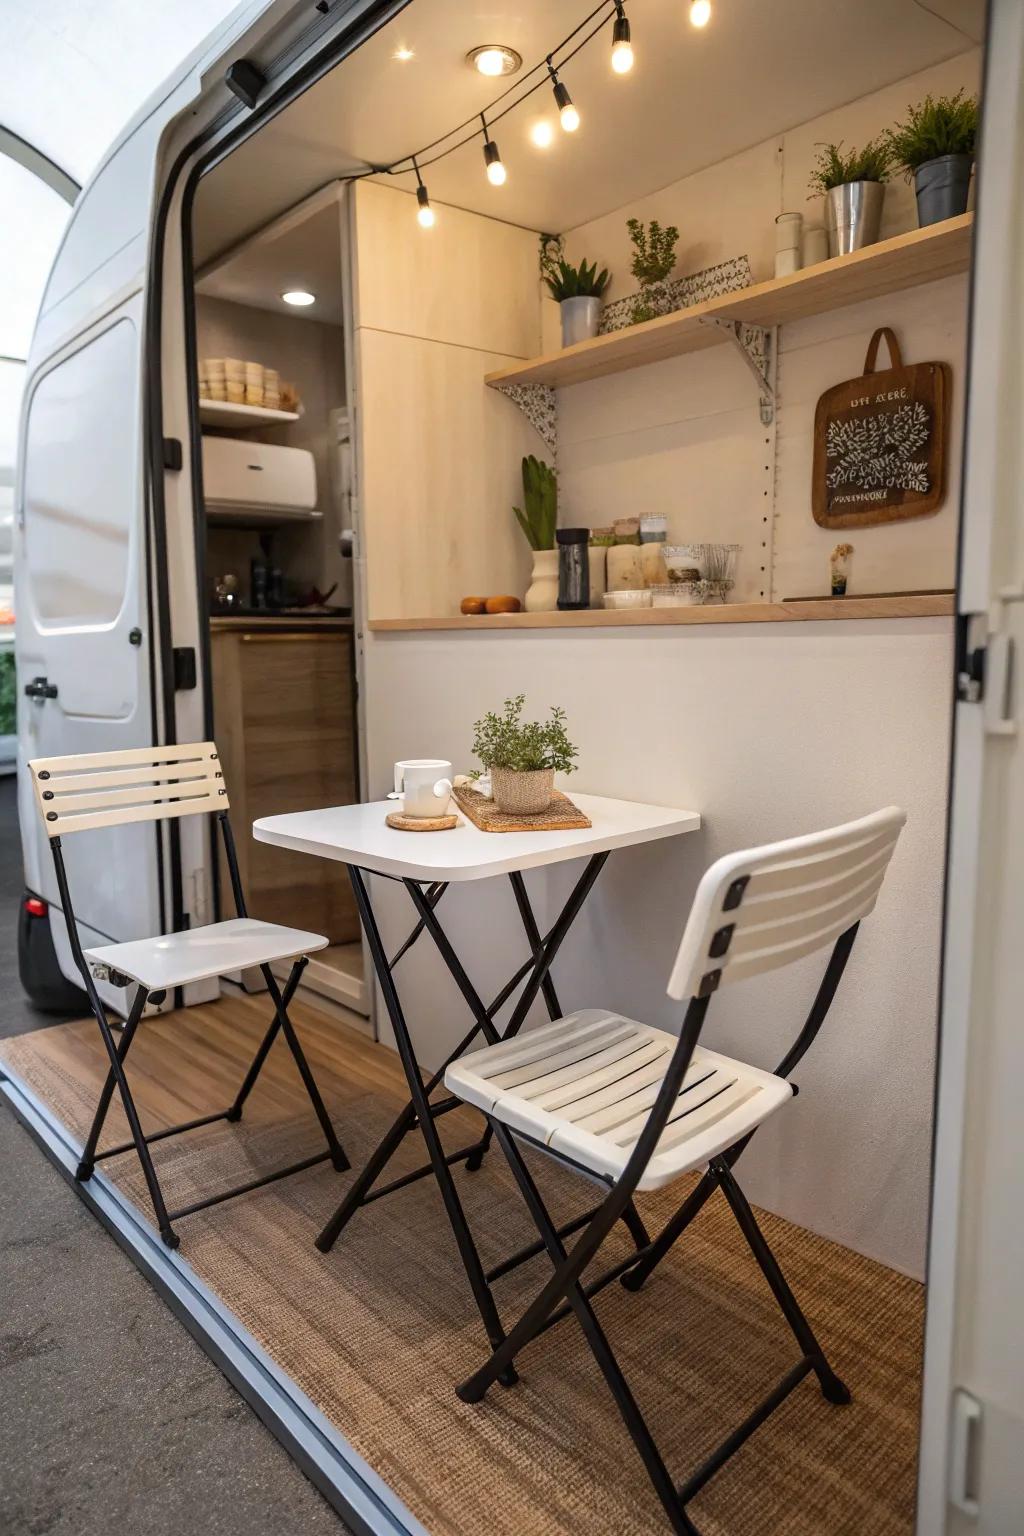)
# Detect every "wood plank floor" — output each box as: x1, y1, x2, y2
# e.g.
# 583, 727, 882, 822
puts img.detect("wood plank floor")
0, 994, 924, 1536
